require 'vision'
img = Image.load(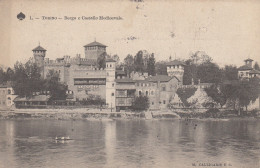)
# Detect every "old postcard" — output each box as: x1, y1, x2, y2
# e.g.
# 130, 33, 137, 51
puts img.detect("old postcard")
0, 0, 260, 168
